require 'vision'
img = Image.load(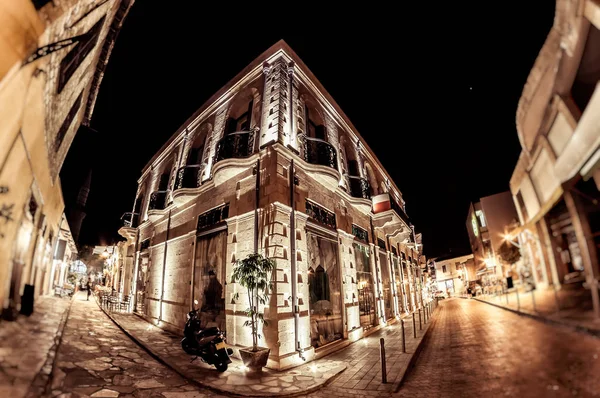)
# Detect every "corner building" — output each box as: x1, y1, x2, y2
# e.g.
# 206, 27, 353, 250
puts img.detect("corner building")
120, 41, 425, 369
